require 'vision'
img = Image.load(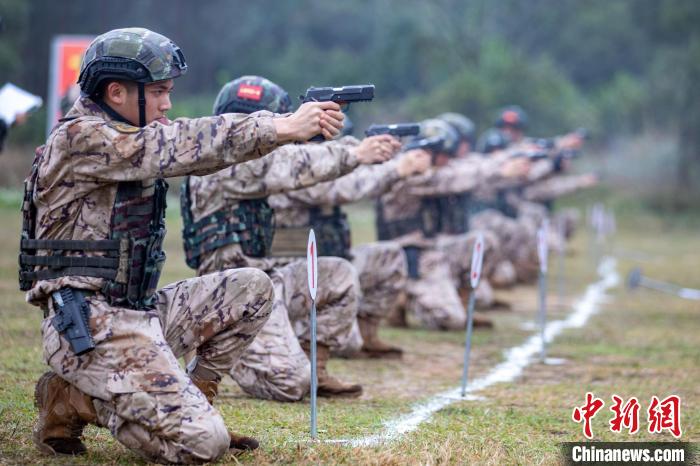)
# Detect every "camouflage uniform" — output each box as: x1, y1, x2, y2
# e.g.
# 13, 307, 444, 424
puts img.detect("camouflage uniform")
268, 158, 408, 333
28, 96, 282, 463
471, 154, 593, 283
228, 257, 359, 400
522, 173, 590, 239
376, 155, 505, 329
190, 138, 362, 401
470, 208, 538, 284
467, 154, 560, 284
508, 165, 589, 255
